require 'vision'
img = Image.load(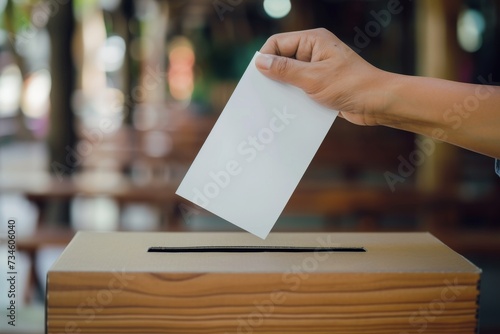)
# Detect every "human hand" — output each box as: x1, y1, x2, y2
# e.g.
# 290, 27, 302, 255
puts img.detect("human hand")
255, 28, 397, 126
256, 28, 500, 159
